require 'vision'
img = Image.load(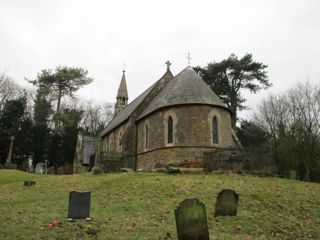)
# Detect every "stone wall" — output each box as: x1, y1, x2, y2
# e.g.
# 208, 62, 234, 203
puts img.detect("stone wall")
102, 121, 129, 154
137, 146, 212, 171
102, 70, 173, 156
135, 105, 237, 171
137, 105, 235, 154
